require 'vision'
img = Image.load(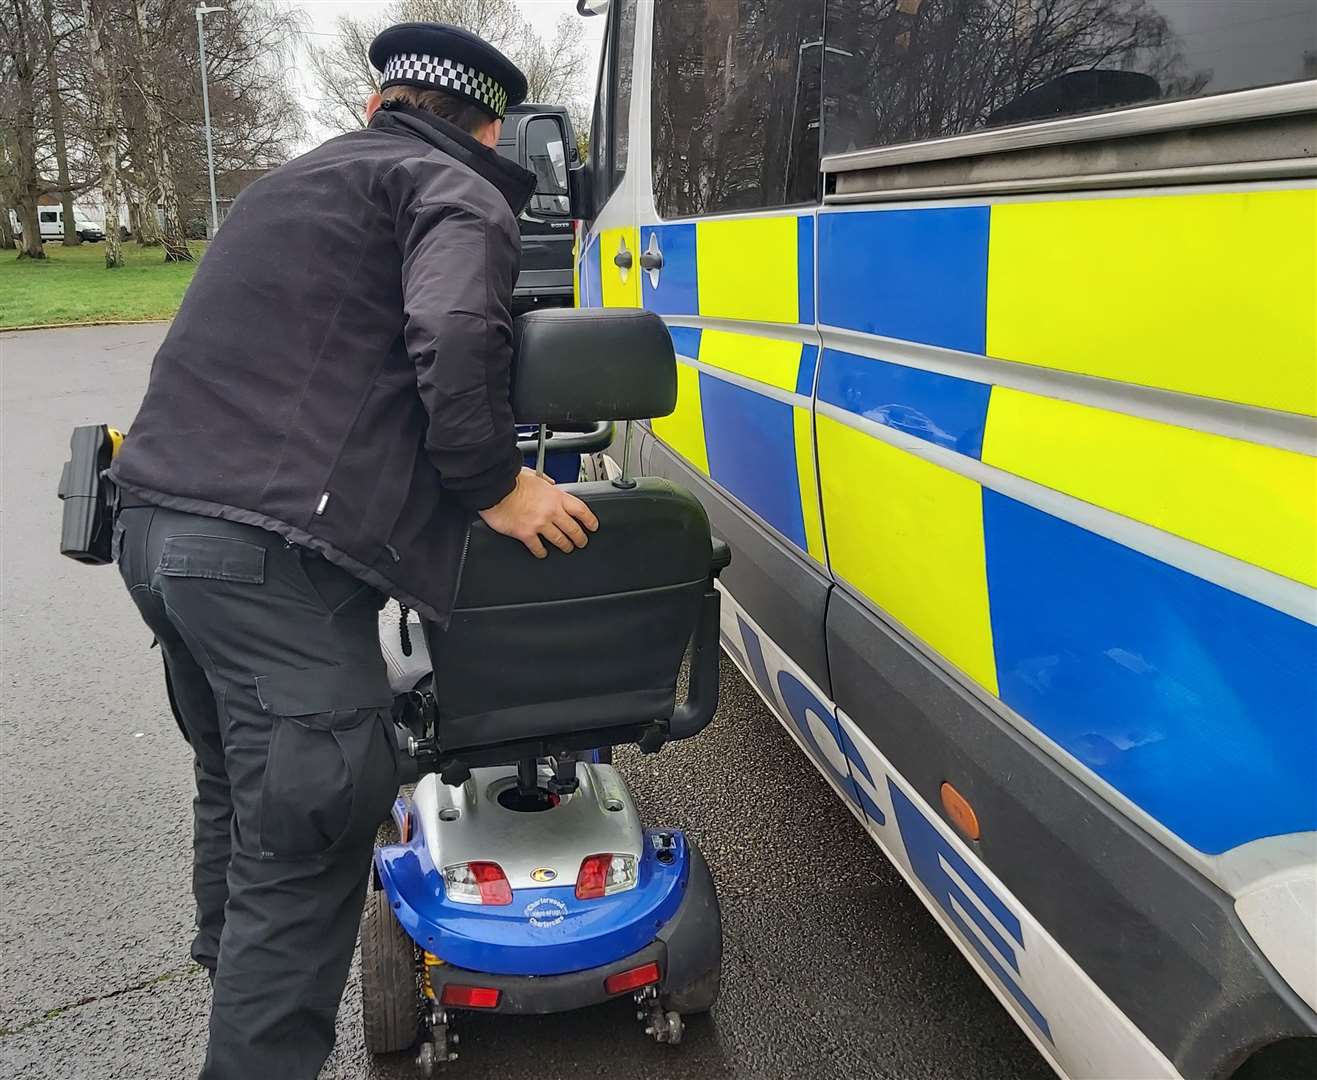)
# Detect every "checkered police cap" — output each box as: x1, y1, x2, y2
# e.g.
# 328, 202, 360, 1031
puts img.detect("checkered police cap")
381, 53, 509, 119
370, 22, 528, 121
